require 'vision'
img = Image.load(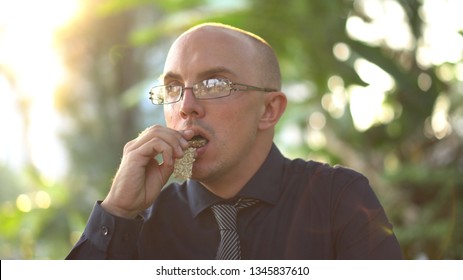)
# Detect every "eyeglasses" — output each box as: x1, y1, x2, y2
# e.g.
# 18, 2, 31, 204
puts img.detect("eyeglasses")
149, 78, 276, 105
